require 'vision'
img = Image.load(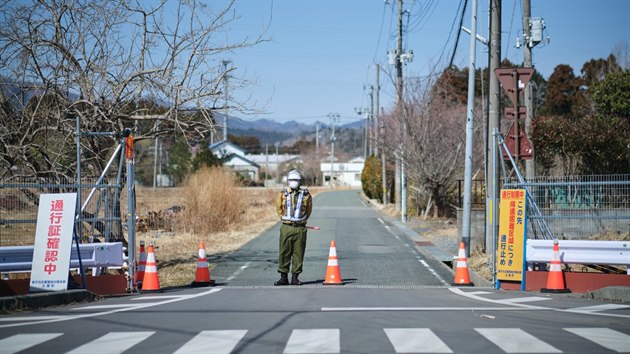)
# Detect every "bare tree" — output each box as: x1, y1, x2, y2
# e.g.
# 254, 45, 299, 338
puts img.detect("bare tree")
381, 74, 483, 217
0, 0, 266, 180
